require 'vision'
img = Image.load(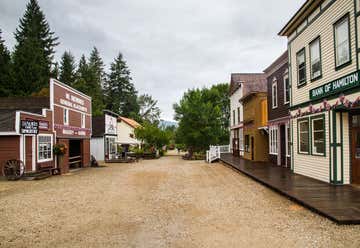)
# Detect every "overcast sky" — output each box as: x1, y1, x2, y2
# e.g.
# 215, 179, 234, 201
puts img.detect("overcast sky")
0, 0, 304, 121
